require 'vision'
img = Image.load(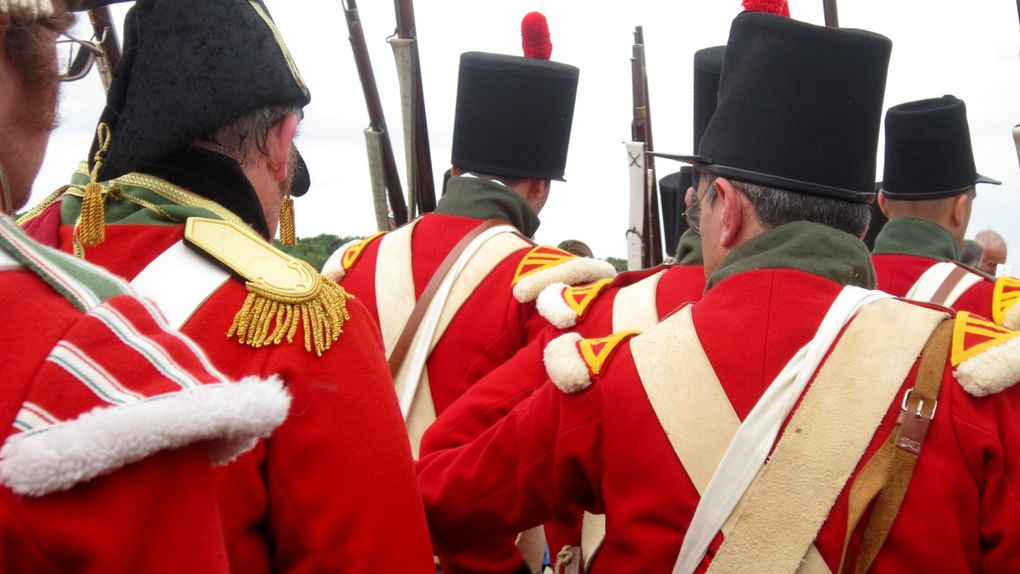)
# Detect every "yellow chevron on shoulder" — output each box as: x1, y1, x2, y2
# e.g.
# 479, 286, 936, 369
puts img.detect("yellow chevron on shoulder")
342, 231, 387, 272
512, 245, 575, 285
564, 278, 614, 316
992, 276, 1020, 327
579, 331, 641, 376
951, 312, 1020, 366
